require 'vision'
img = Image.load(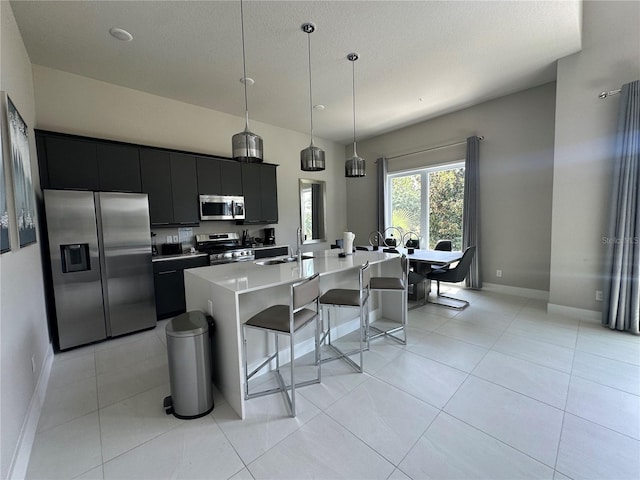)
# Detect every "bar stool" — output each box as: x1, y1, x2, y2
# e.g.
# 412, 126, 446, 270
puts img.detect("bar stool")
319, 262, 371, 373
242, 273, 321, 417
369, 254, 408, 346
